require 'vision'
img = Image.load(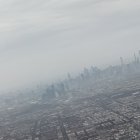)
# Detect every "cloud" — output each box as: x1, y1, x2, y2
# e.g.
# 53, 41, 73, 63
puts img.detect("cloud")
0, 0, 140, 91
